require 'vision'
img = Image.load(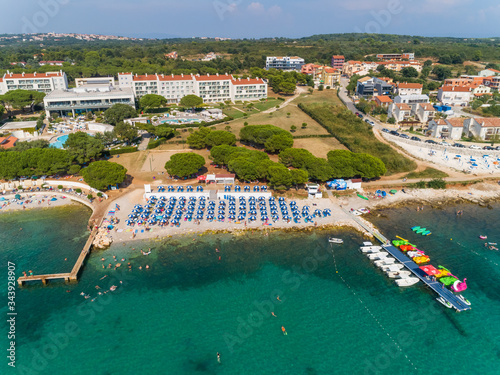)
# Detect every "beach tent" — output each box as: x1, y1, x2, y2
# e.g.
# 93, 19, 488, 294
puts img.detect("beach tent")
15, 194, 21, 200
420, 264, 439, 276
50, 197, 57, 201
